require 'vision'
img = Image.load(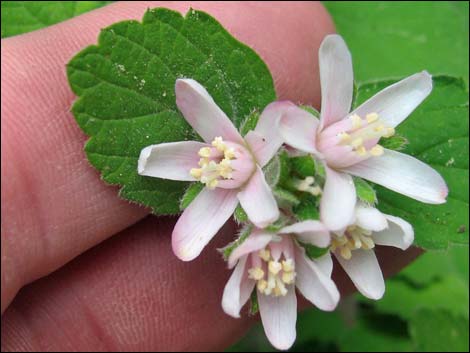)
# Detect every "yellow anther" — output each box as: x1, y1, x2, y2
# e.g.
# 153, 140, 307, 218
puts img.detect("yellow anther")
311, 186, 322, 196
360, 235, 375, 250
198, 147, 211, 158
198, 158, 209, 167
282, 259, 295, 272
338, 132, 352, 143
224, 148, 236, 159
366, 112, 379, 123
374, 125, 385, 132
248, 267, 265, 280
351, 138, 364, 148
257, 280, 268, 292
370, 145, 384, 156
340, 246, 352, 260
356, 146, 368, 156
282, 272, 296, 285
384, 127, 395, 138
207, 179, 219, 189
268, 261, 282, 275
212, 136, 226, 152
351, 114, 363, 129
259, 249, 271, 262
190, 168, 202, 179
